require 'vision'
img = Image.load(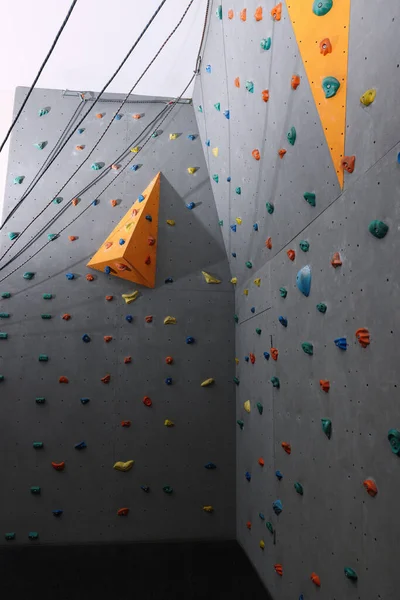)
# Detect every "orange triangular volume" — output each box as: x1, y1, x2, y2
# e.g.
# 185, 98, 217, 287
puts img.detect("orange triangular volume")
87, 173, 160, 288
285, 1, 351, 188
